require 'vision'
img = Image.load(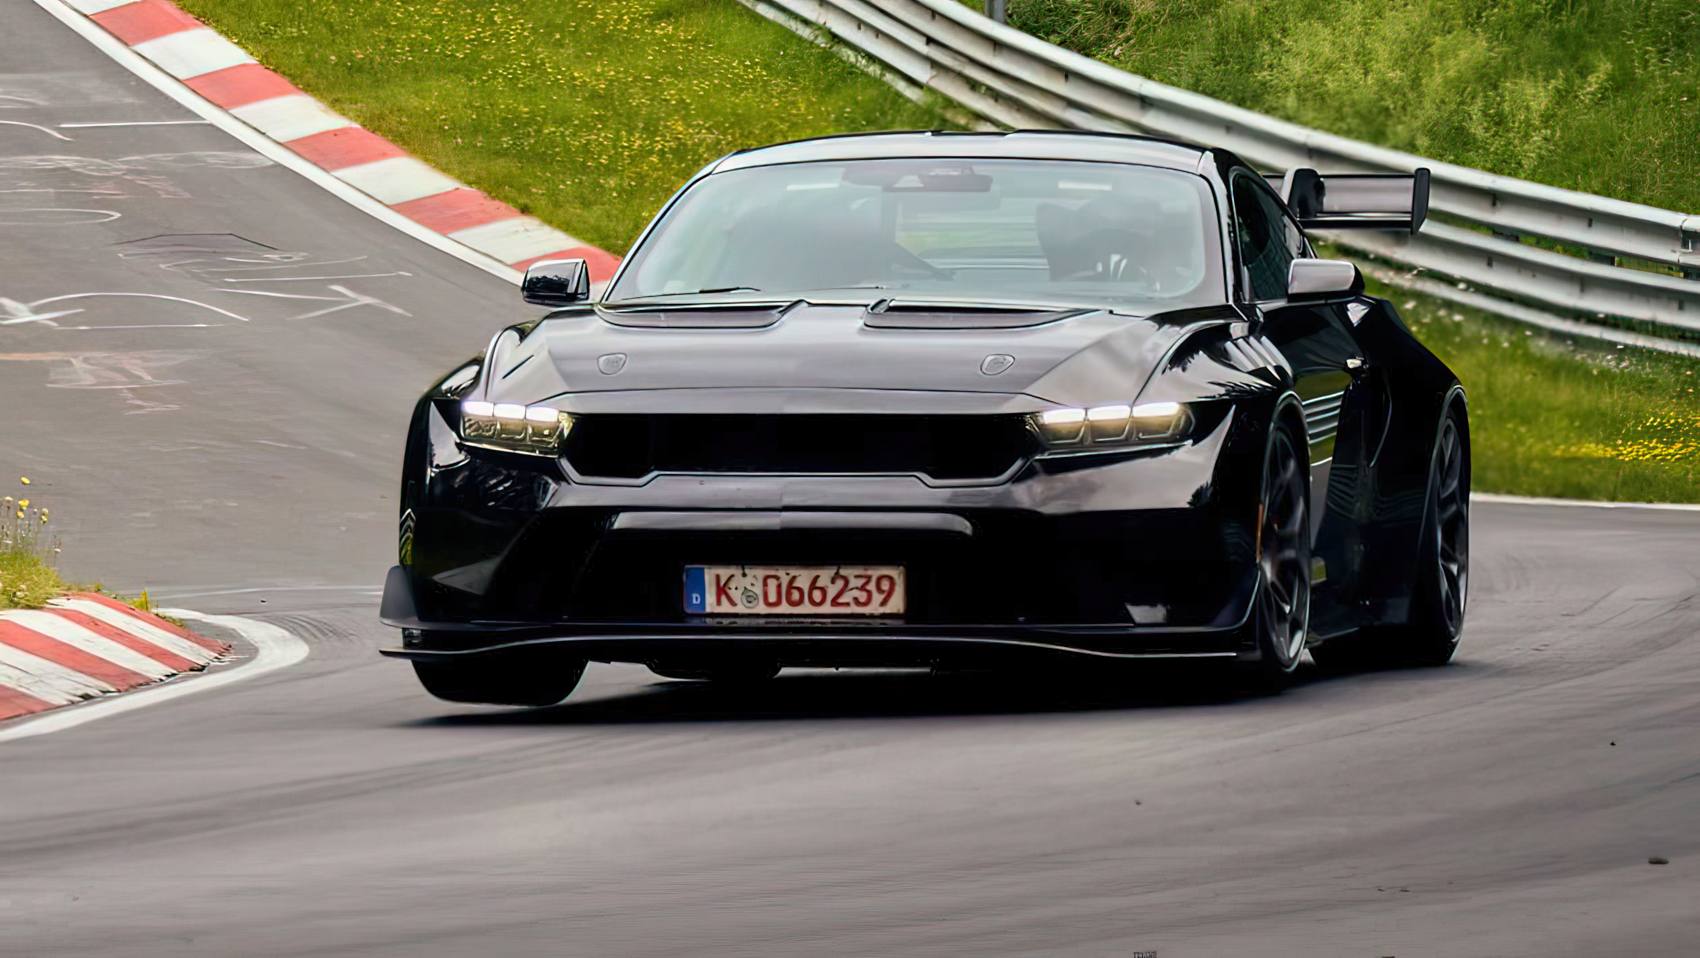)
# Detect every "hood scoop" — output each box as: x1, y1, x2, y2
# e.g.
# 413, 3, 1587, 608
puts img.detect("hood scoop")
862, 300, 1096, 330
598, 303, 788, 329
